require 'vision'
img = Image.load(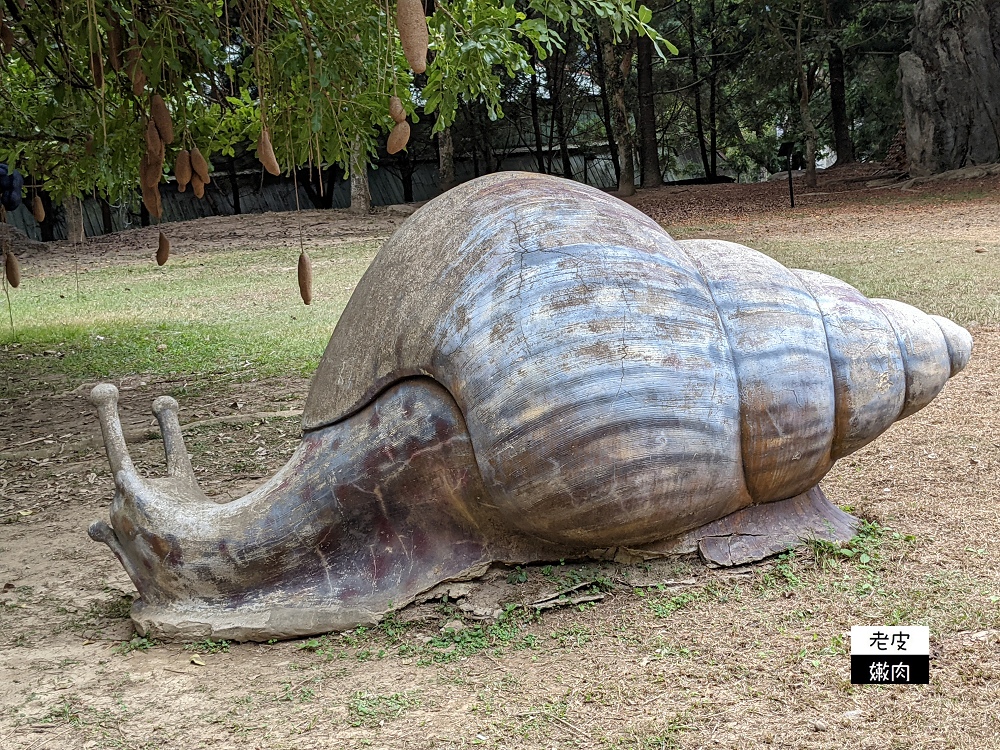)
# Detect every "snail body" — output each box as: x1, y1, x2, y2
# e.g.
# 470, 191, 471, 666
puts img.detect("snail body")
89, 173, 971, 641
